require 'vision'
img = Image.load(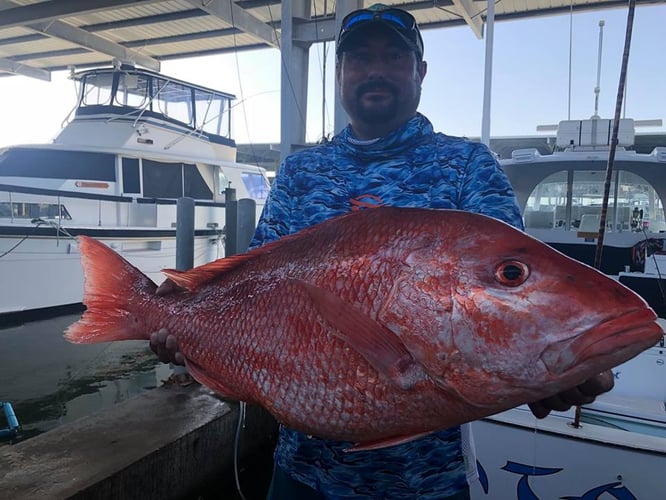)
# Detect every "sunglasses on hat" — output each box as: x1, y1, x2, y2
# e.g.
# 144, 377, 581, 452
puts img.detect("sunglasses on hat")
341, 8, 417, 32
337, 7, 424, 58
